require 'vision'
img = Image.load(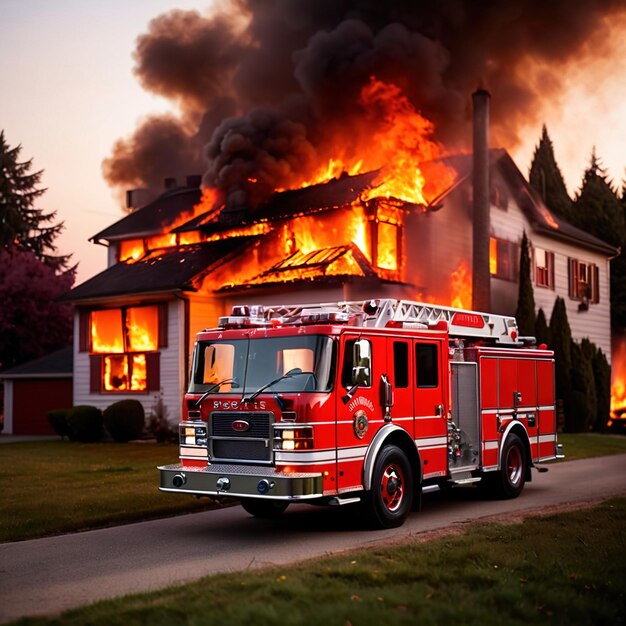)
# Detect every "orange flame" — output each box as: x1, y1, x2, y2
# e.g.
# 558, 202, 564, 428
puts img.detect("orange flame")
609, 335, 626, 426
450, 260, 472, 309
